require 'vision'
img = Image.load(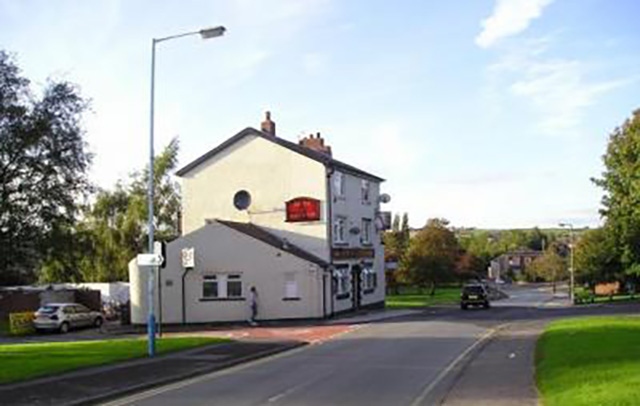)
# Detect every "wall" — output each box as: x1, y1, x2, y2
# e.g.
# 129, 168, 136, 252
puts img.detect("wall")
329, 170, 386, 311
181, 135, 329, 261
130, 221, 325, 324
